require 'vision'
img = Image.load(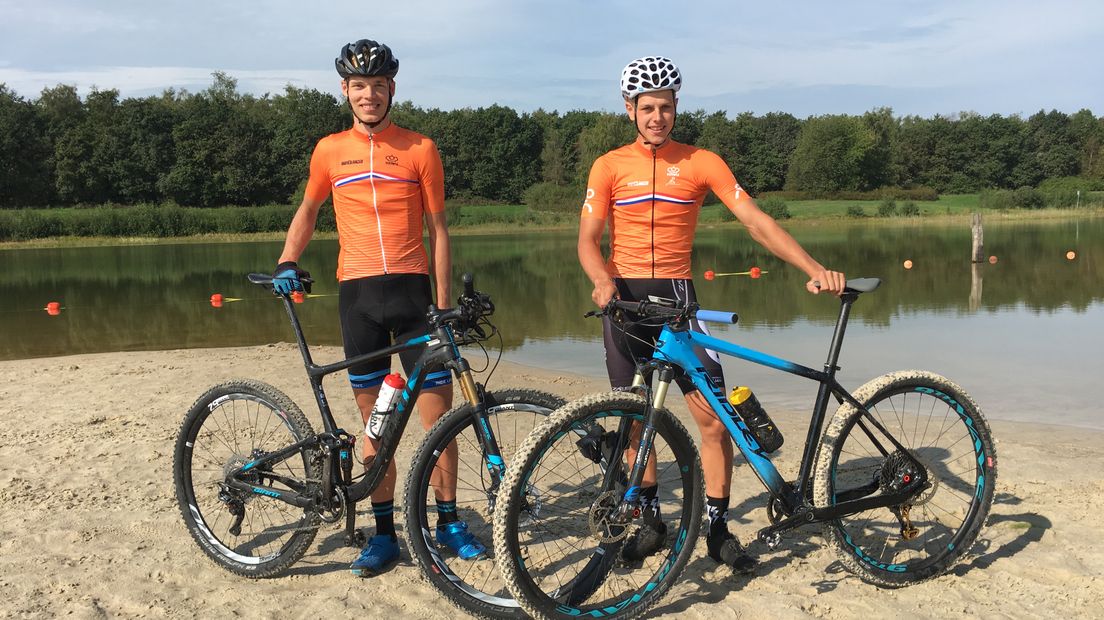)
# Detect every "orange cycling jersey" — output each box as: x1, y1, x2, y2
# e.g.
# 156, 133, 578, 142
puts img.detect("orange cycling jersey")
582, 139, 753, 279
304, 123, 445, 281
